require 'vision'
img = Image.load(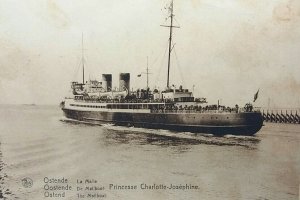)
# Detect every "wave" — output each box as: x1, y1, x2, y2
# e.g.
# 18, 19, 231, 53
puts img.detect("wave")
101, 124, 260, 148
